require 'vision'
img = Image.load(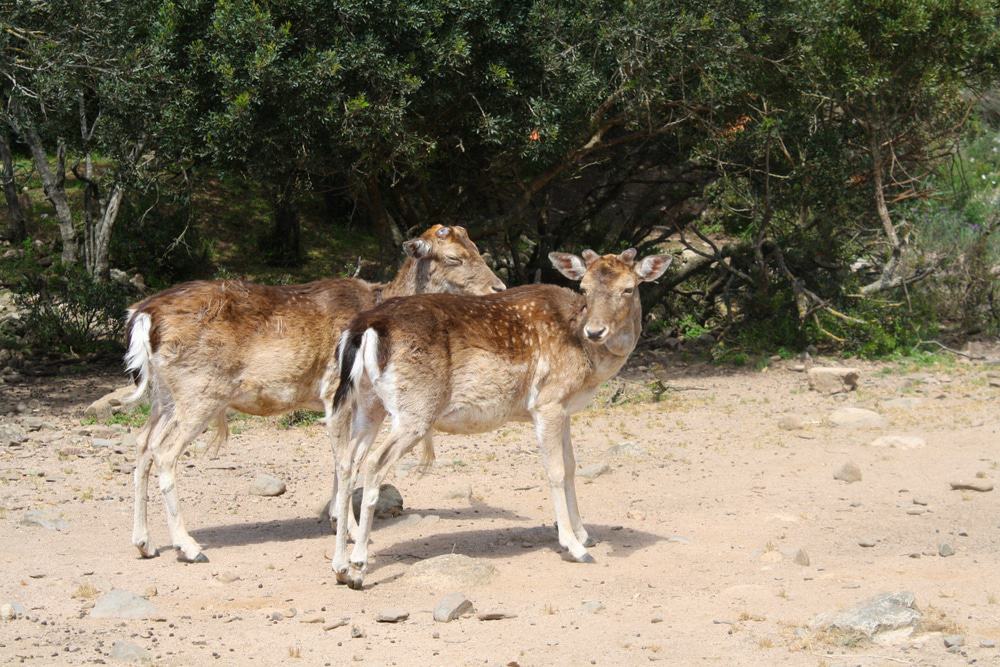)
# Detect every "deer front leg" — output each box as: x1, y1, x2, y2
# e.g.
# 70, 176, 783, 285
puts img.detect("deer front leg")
532, 406, 593, 563
560, 420, 593, 547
